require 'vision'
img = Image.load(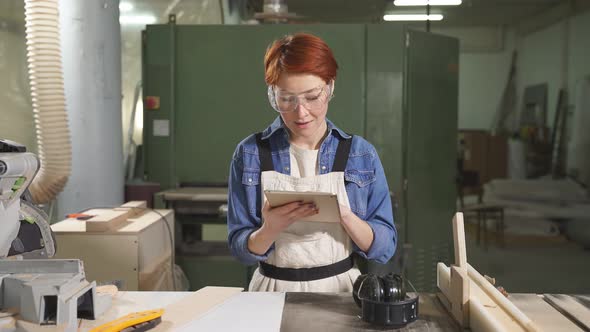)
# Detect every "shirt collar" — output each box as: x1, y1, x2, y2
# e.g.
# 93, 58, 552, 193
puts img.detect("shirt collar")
260, 116, 352, 140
